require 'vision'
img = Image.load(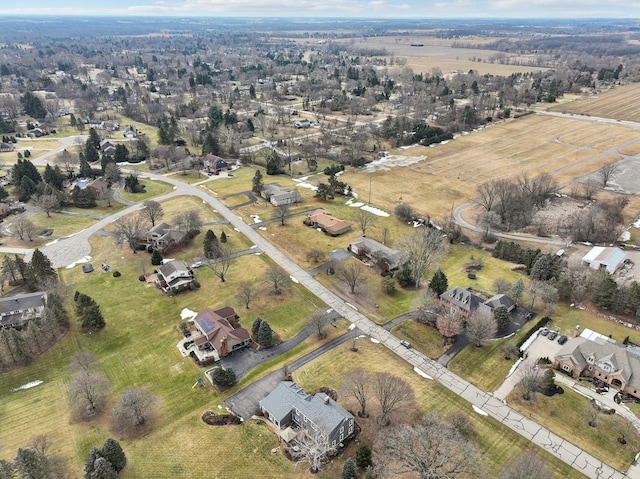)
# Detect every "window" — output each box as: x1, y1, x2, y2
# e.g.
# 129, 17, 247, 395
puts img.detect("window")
562, 364, 570, 372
